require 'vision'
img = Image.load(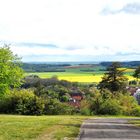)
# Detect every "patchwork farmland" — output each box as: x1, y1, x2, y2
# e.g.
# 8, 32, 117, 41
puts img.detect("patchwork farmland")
25, 64, 135, 83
